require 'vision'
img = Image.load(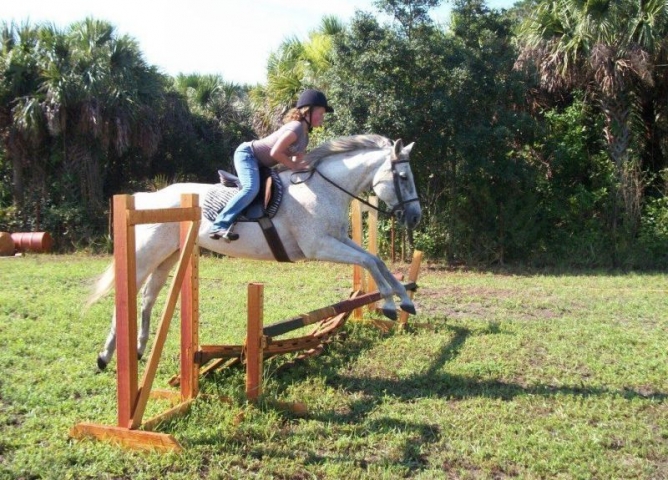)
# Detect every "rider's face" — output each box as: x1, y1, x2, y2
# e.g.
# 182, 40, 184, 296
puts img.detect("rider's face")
309, 107, 327, 128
